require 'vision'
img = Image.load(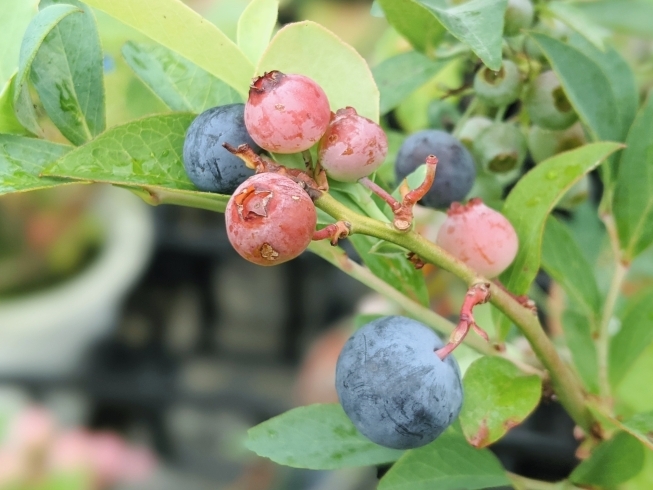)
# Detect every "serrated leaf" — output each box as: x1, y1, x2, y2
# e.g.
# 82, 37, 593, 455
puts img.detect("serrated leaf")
0, 0, 38, 84
614, 93, 653, 261
40, 113, 229, 211
376, 0, 446, 53
500, 143, 621, 298
570, 432, 645, 487
237, 0, 278, 65
609, 288, 653, 388
541, 216, 601, 321
0, 75, 28, 135
575, 0, 653, 38
0, 134, 72, 195
349, 234, 429, 307
122, 41, 241, 113
459, 357, 541, 448
377, 427, 510, 490
257, 21, 379, 122
13, 3, 82, 135
528, 33, 623, 143
30, 0, 105, 145
562, 310, 599, 394
546, 2, 609, 51
373, 51, 448, 115
80, 0, 254, 97
421, 0, 508, 71
246, 404, 404, 469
